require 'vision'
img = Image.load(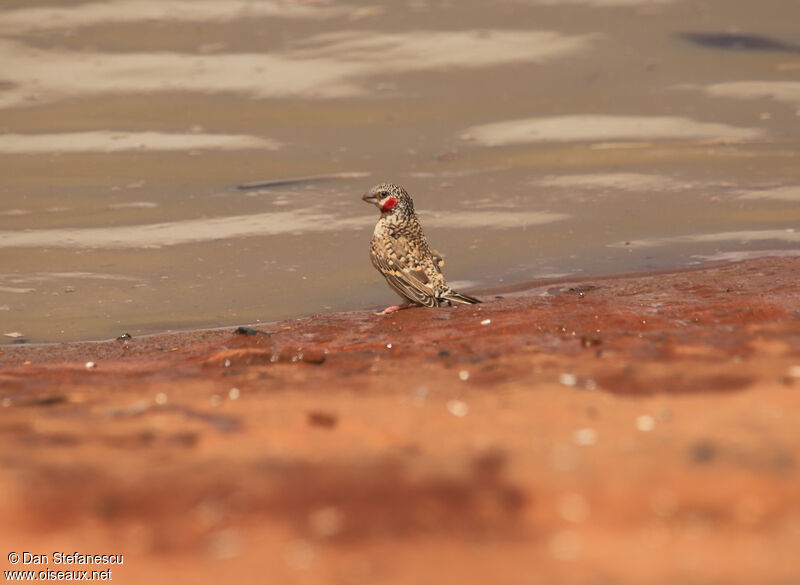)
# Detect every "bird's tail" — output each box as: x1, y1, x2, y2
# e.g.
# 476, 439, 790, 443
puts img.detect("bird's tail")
440, 290, 481, 305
